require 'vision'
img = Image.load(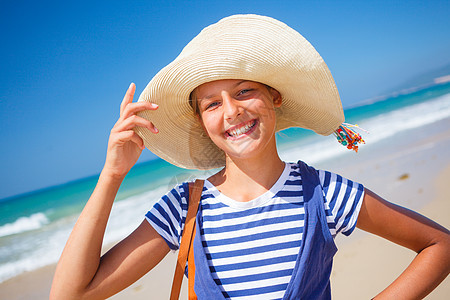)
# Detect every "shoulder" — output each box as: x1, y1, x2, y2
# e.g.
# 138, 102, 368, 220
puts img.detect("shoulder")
295, 160, 365, 236
316, 168, 364, 202
144, 180, 197, 250
294, 160, 363, 194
